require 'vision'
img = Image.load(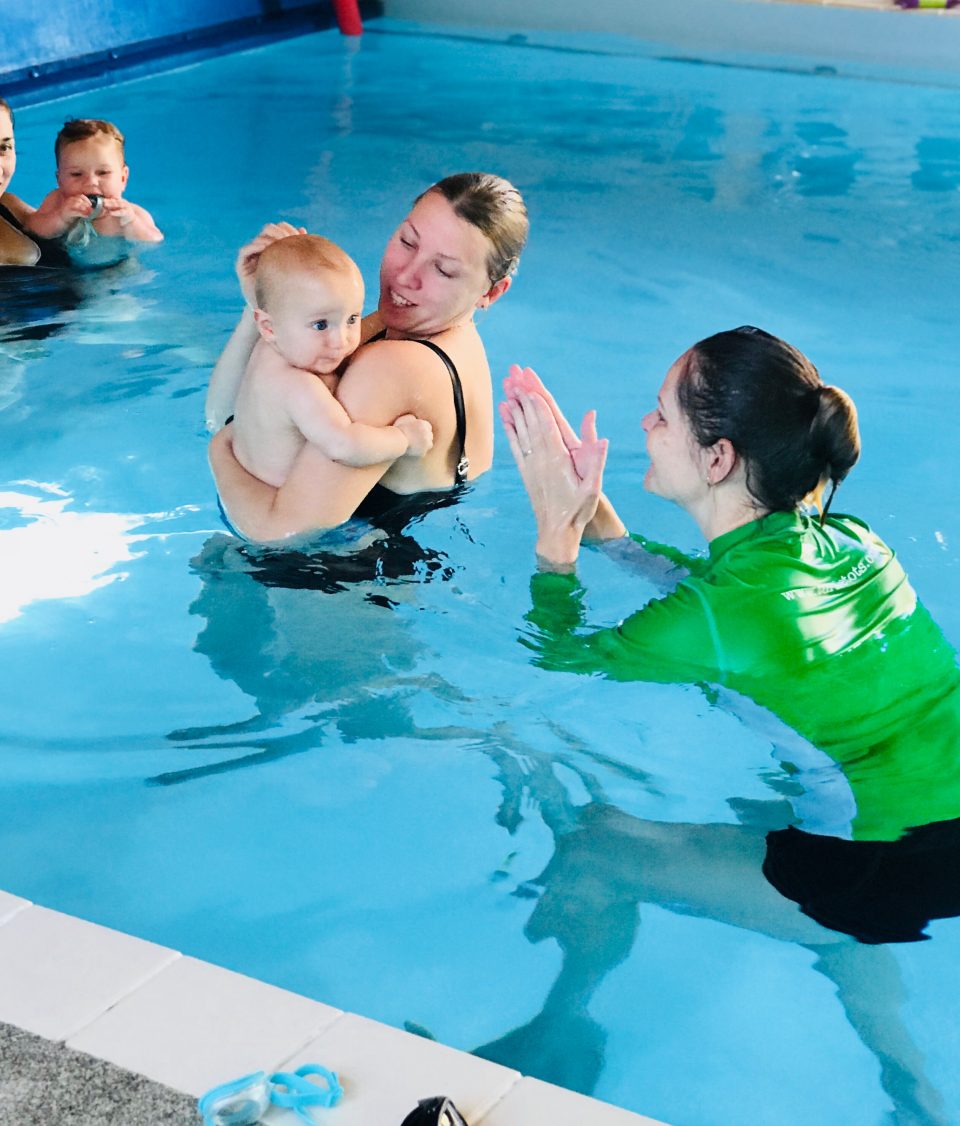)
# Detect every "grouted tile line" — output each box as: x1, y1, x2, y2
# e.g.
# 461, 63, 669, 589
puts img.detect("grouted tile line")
269, 1008, 351, 1077
60, 947, 184, 1046
471, 1073, 524, 1125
